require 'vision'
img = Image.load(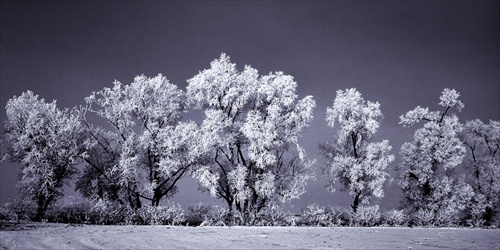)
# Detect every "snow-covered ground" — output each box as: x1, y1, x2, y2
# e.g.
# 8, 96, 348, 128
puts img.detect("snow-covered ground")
0, 222, 498, 249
